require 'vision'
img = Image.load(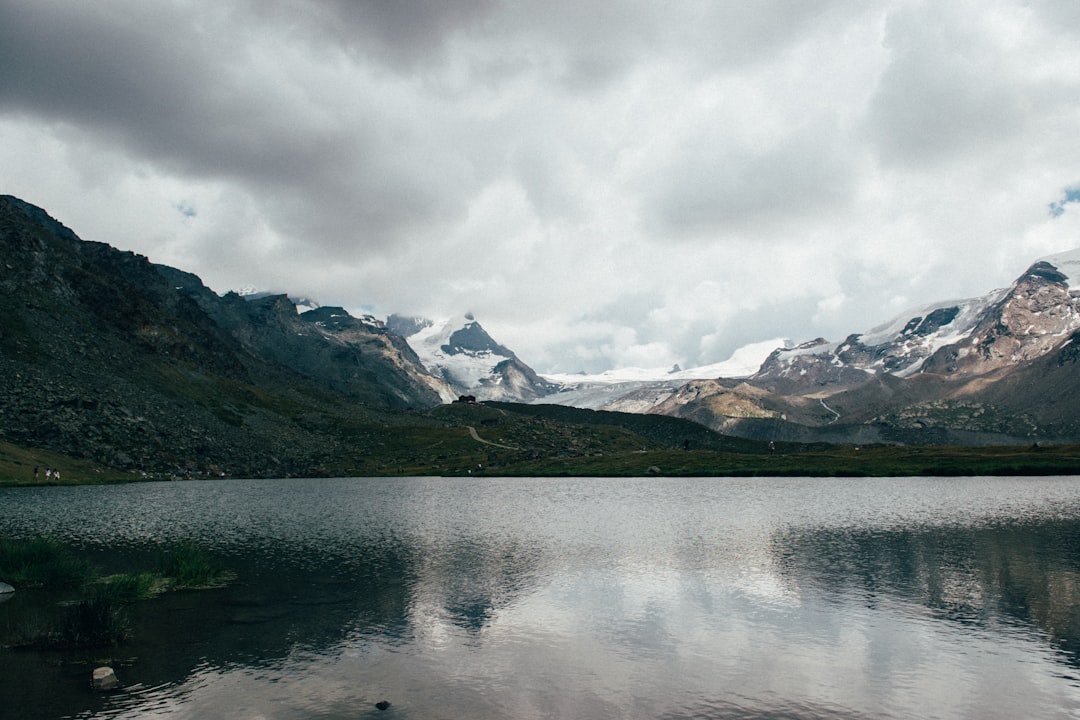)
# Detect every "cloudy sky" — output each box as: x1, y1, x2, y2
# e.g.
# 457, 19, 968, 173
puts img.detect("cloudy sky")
3, 0, 1080, 373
